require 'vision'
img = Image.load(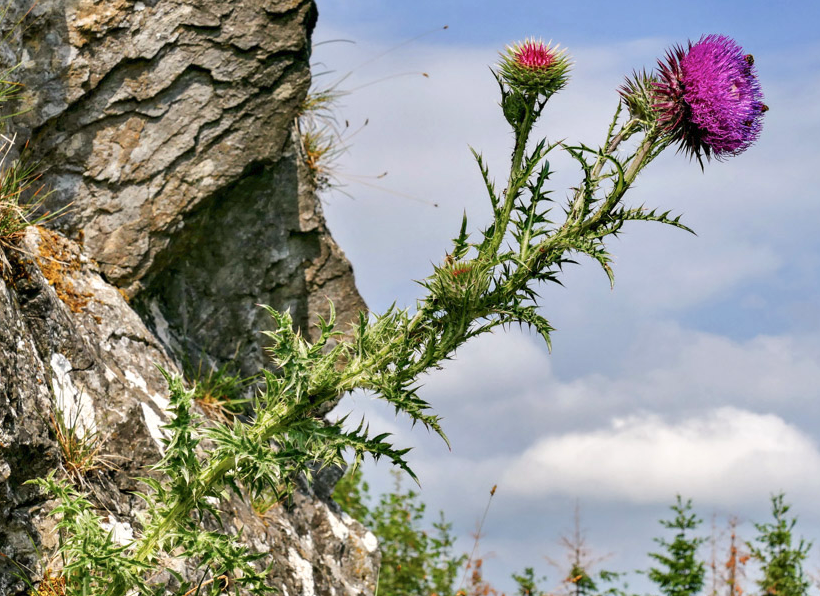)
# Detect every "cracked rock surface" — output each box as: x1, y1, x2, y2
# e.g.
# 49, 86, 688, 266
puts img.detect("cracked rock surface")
5, 0, 365, 372
0, 0, 376, 594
